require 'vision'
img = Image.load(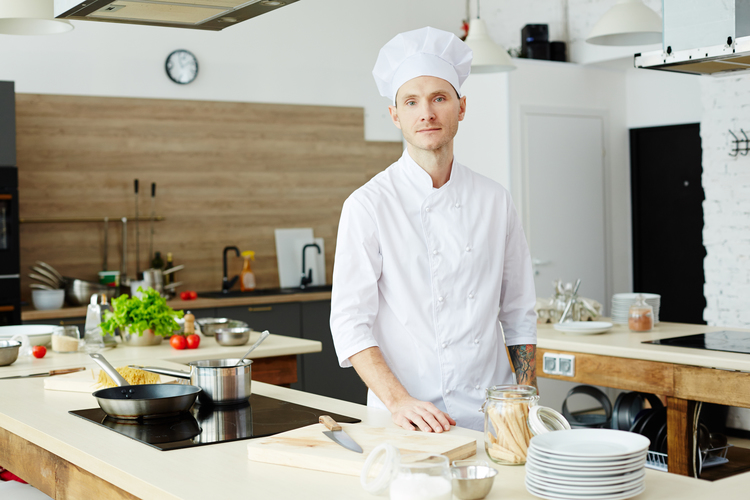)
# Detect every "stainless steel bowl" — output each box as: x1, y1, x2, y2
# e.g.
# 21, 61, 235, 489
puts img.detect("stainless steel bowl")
214, 327, 251, 346
0, 340, 21, 367
196, 318, 248, 337
64, 278, 117, 307
451, 462, 498, 500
